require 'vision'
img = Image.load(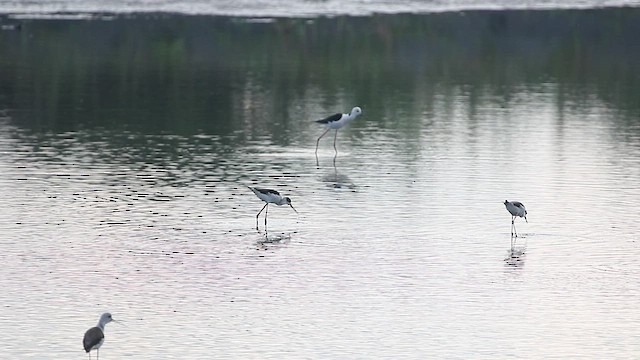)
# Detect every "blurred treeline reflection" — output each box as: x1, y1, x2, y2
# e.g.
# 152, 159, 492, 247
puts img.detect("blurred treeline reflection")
0, 8, 638, 135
